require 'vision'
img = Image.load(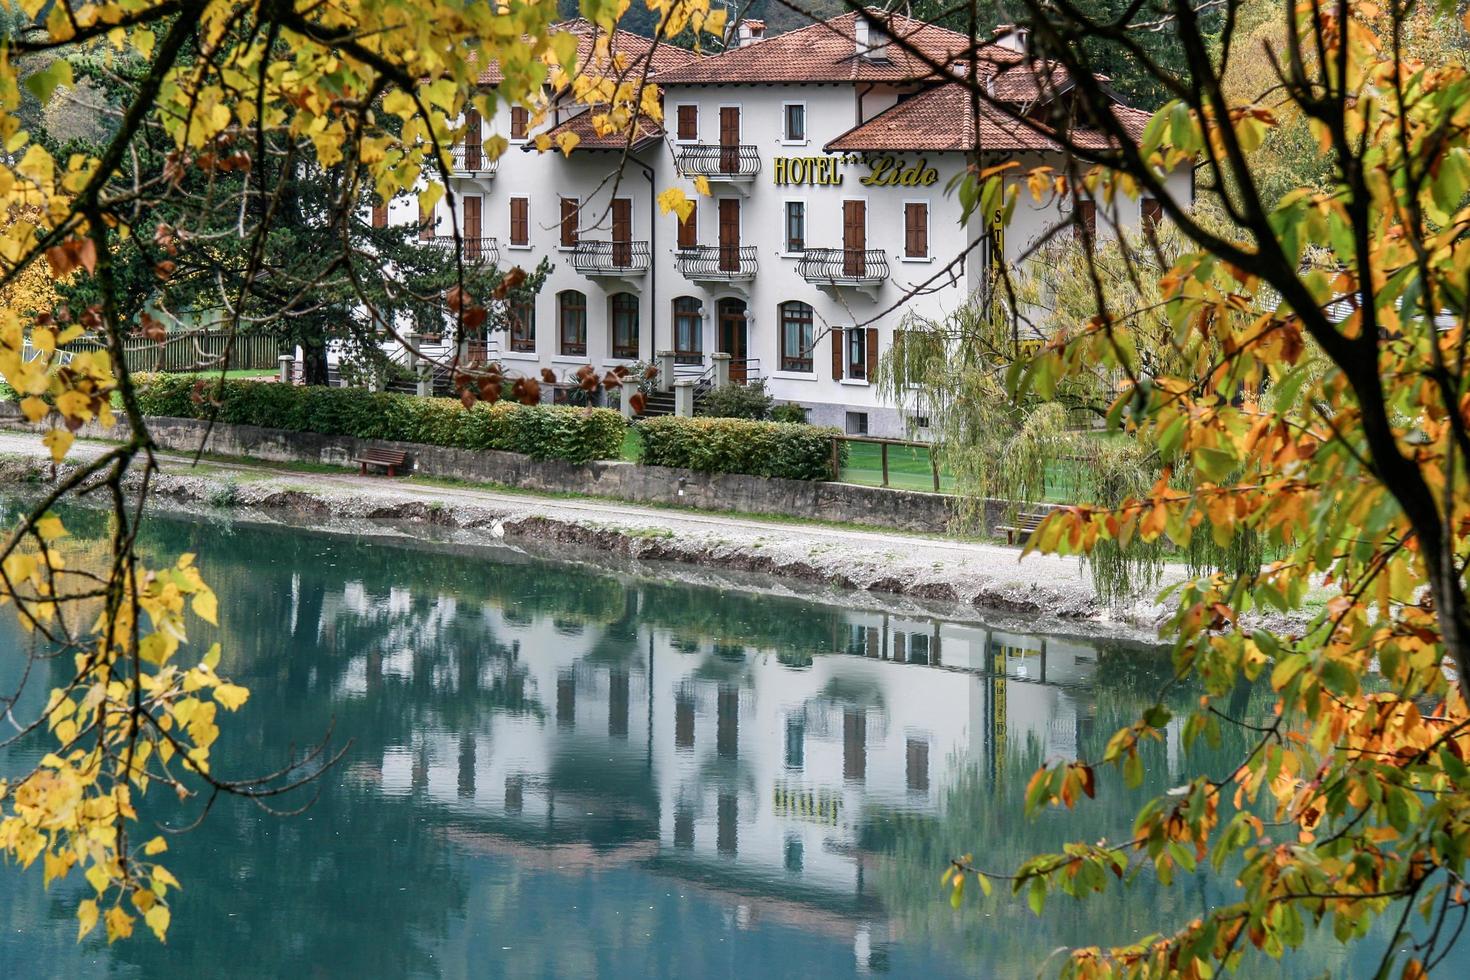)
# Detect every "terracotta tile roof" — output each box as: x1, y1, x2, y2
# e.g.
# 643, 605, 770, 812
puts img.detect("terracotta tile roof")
652, 9, 974, 85
524, 107, 663, 152
824, 83, 1149, 154
477, 19, 699, 86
